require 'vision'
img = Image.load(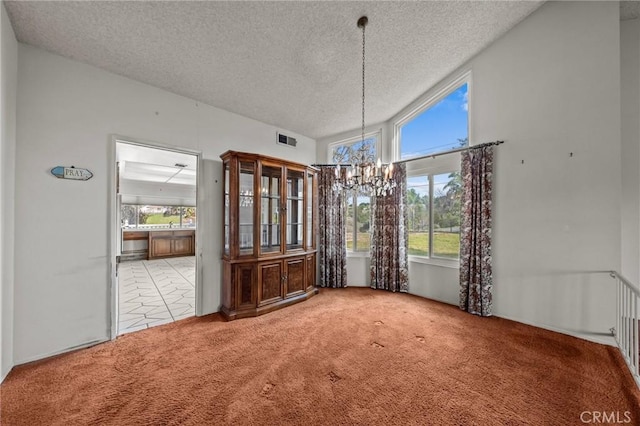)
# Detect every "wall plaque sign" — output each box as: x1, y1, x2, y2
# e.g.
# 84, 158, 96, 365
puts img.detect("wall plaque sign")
50, 166, 93, 181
